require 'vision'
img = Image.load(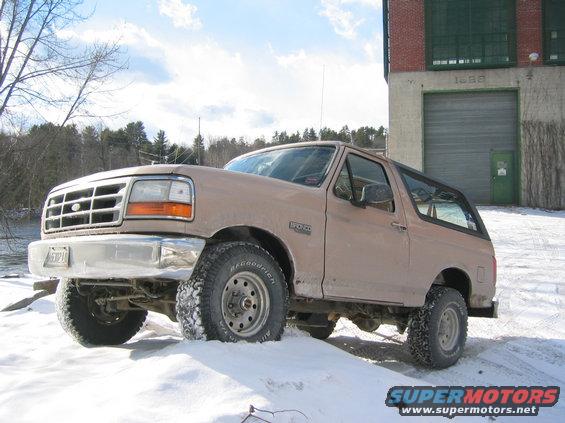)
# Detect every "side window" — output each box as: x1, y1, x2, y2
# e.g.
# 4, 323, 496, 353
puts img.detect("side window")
400, 169, 479, 232
333, 154, 395, 212
334, 165, 353, 201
